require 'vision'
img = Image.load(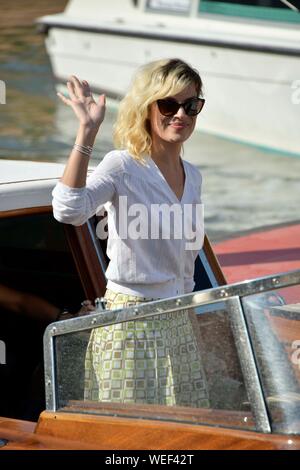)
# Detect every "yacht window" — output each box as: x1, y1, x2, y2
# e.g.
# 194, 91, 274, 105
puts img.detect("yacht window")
146, 0, 192, 14
199, 0, 300, 22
